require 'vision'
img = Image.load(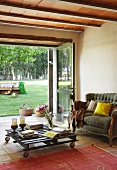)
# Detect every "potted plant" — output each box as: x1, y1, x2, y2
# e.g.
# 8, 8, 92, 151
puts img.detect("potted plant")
35, 104, 47, 117
35, 104, 53, 128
